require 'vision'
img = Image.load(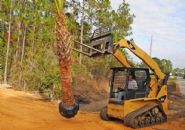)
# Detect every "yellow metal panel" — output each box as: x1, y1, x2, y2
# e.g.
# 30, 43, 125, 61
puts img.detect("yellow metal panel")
113, 50, 133, 67
128, 97, 156, 102
123, 99, 158, 117
157, 85, 168, 112
107, 103, 124, 120
107, 98, 160, 120
148, 79, 159, 98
